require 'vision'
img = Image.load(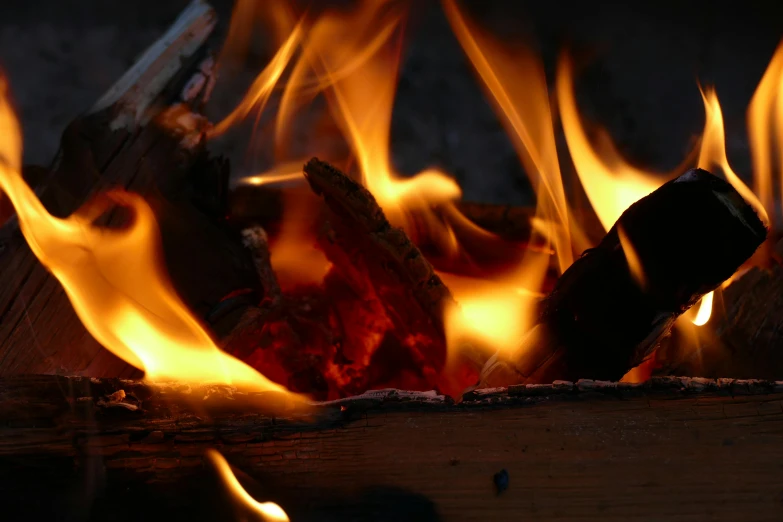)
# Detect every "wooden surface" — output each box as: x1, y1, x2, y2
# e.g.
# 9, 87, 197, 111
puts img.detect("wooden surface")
2, 375, 783, 521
